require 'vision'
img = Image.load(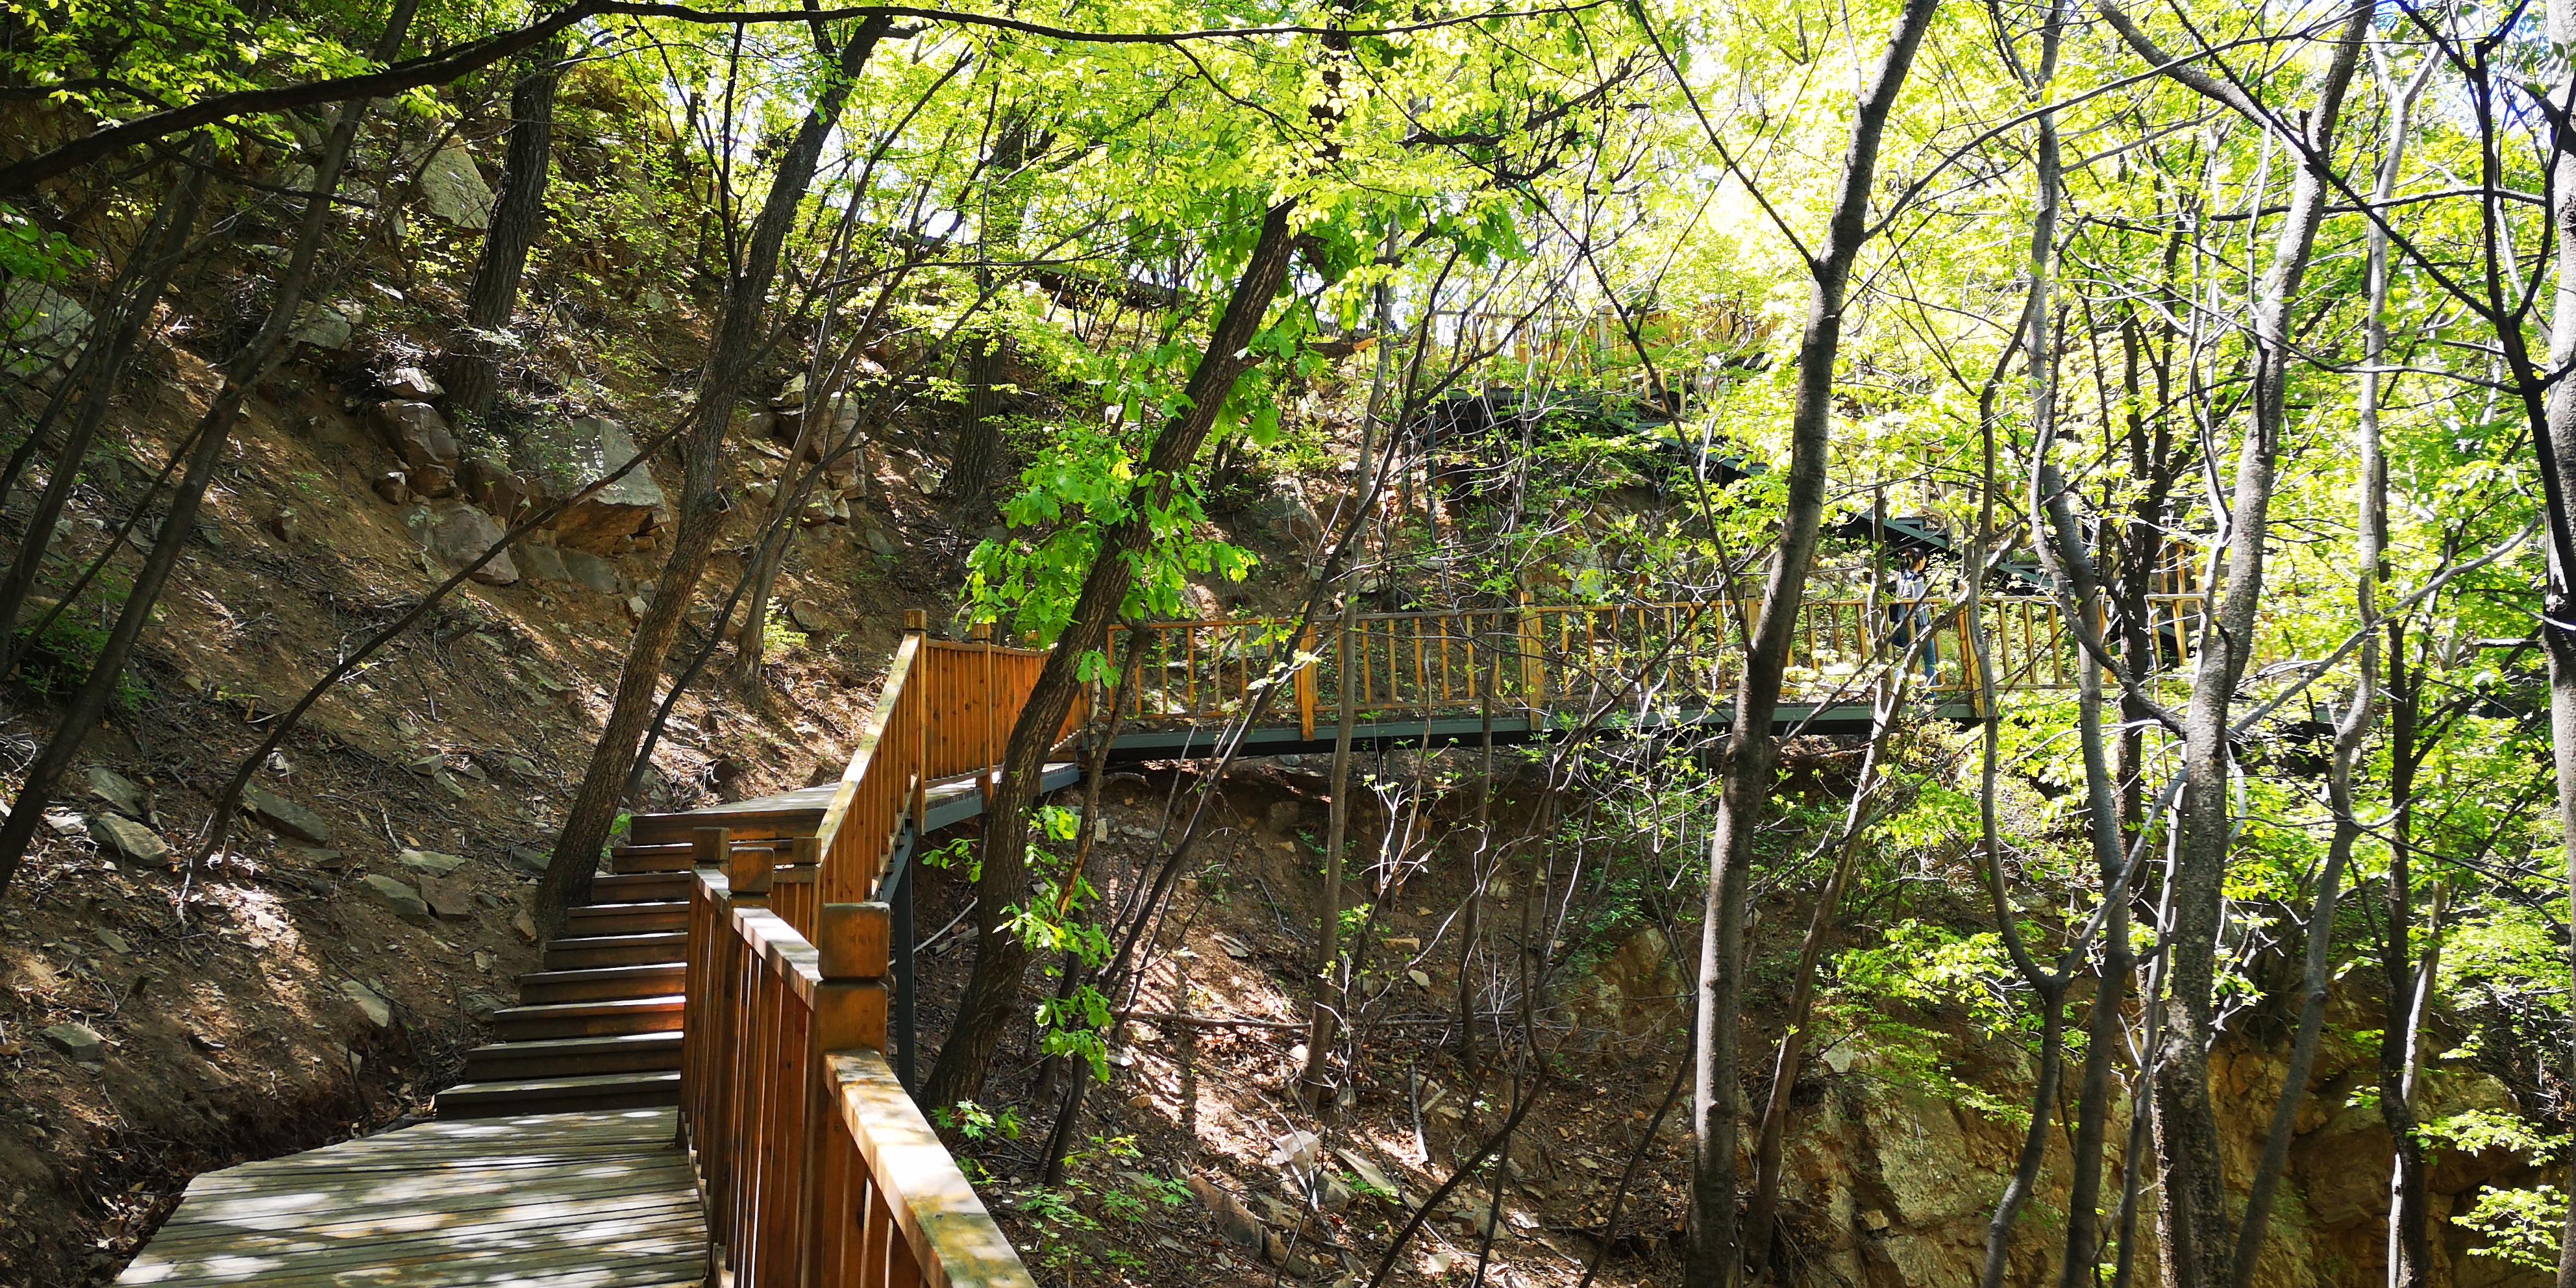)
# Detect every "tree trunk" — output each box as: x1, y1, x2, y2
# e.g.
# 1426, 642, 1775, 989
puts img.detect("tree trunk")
2101, 8, 2370, 1282
1687, 3, 1940, 1280
945, 118, 1032, 512
0, 0, 421, 895
0, 163, 211, 676
1301, 279, 1393, 1100
921, 199, 1300, 1108
541, 19, 892, 935
444, 36, 565, 437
